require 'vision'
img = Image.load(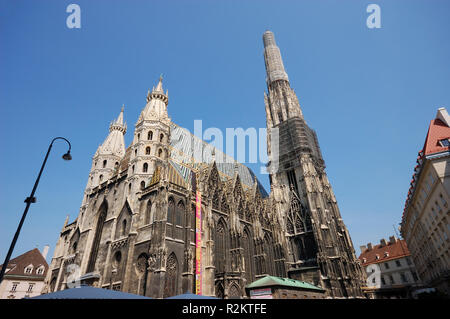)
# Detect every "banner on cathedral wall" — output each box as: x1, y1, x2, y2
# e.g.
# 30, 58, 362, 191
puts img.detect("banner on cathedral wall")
195, 191, 202, 295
